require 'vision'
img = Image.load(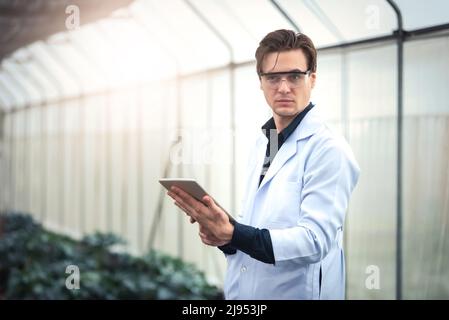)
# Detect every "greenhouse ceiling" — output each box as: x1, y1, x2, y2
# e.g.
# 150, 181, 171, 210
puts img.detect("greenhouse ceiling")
1, 0, 449, 110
